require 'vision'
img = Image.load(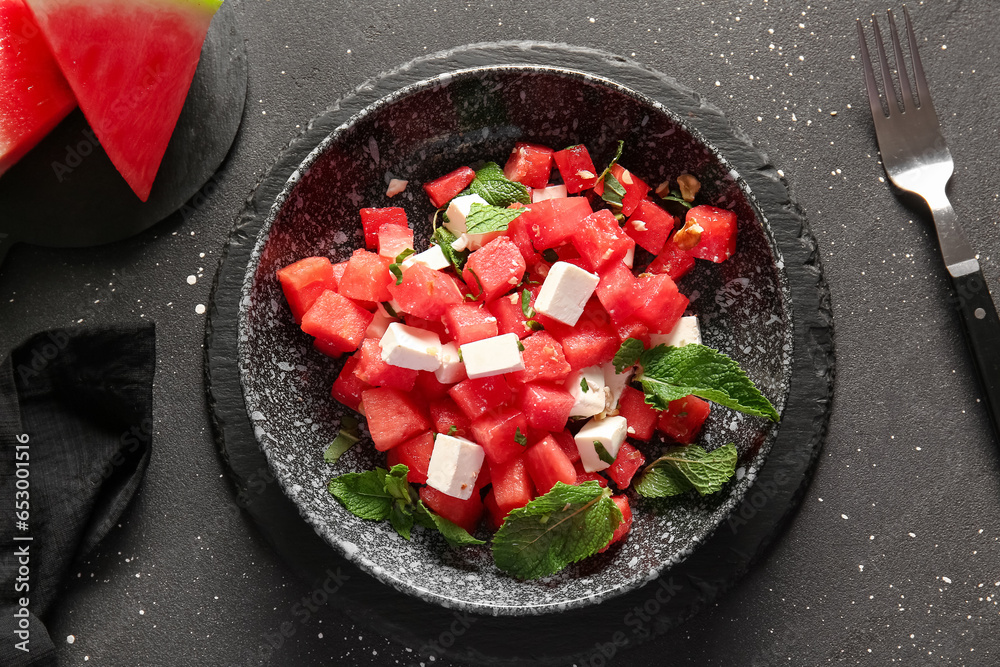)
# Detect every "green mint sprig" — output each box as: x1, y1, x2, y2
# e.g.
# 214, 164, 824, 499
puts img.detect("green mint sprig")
660, 188, 695, 209
431, 226, 469, 271
469, 162, 531, 207
388, 248, 416, 285
634, 443, 738, 497
612, 337, 644, 374
324, 416, 361, 463
464, 202, 524, 235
